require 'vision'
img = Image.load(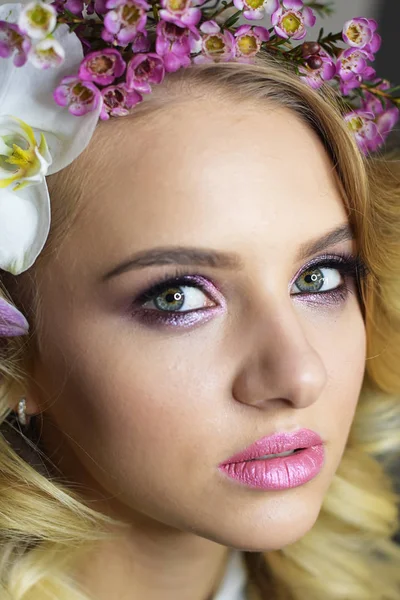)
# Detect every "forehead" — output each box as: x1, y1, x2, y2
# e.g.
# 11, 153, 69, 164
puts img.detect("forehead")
53, 100, 348, 278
